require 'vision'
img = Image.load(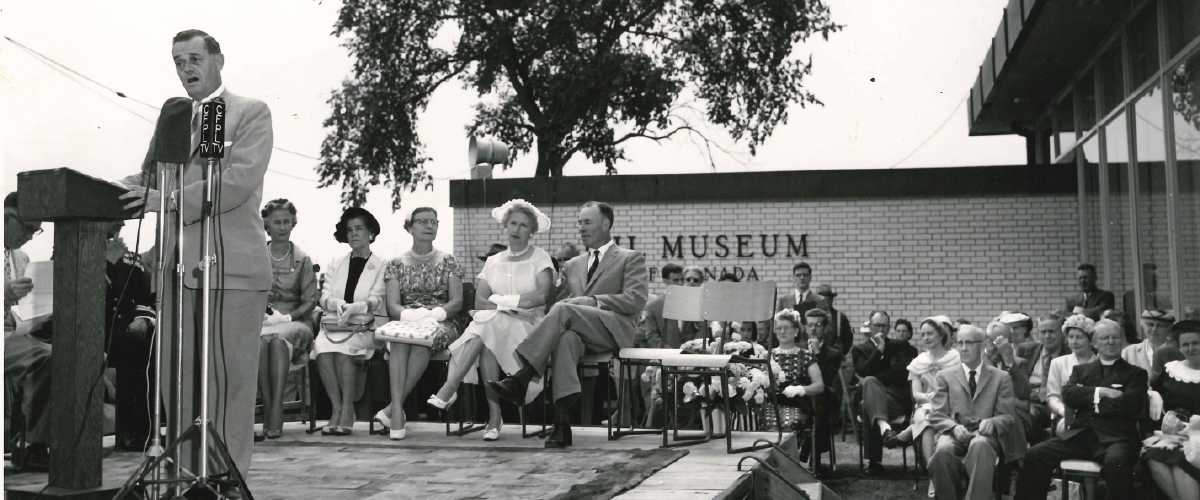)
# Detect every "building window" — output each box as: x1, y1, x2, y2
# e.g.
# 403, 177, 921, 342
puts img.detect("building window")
1129, 2, 1161, 87
1170, 50, 1200, 318
1165, 0, 1200, 60
1102, 45, 1126, 117
1081, 70, 1099, 133
1056, 93, 1076, 158
1082, 135, 1103, 268
1132, 85, 1175, 314
1106, 113, 1138, 313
